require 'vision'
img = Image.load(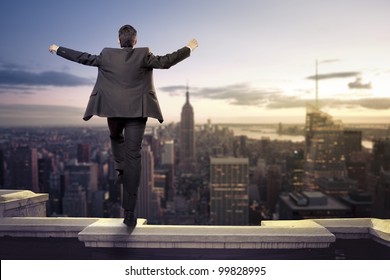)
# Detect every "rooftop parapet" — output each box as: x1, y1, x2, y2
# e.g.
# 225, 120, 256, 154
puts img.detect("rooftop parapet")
0, 190, 389, 259
0, 189, 48, 218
